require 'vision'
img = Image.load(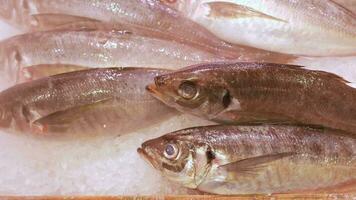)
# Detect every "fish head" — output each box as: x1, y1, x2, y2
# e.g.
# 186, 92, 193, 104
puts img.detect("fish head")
146, 66, 231, 120
138, 130, 212, 188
